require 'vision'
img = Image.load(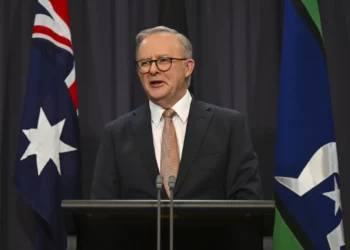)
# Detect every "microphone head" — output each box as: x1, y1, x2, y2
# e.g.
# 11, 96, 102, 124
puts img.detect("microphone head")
168, 176, 176, 189
156, 175, 164, 189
